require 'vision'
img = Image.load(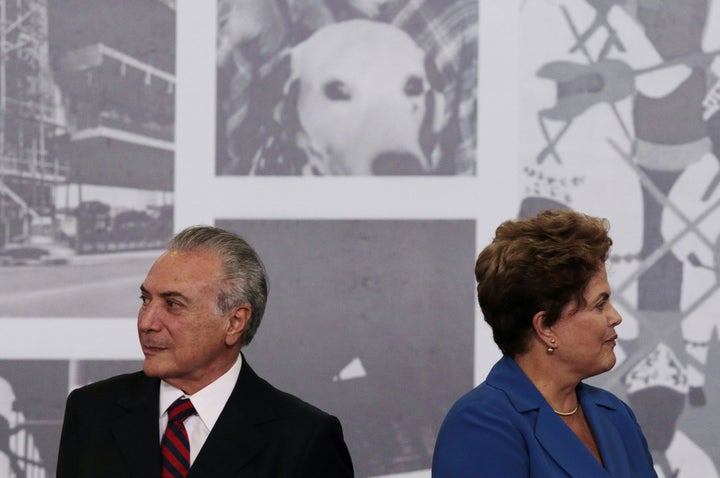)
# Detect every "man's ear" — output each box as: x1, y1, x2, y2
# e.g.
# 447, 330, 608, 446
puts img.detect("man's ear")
225, 304, 252, 347
532, 310, 555, 348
